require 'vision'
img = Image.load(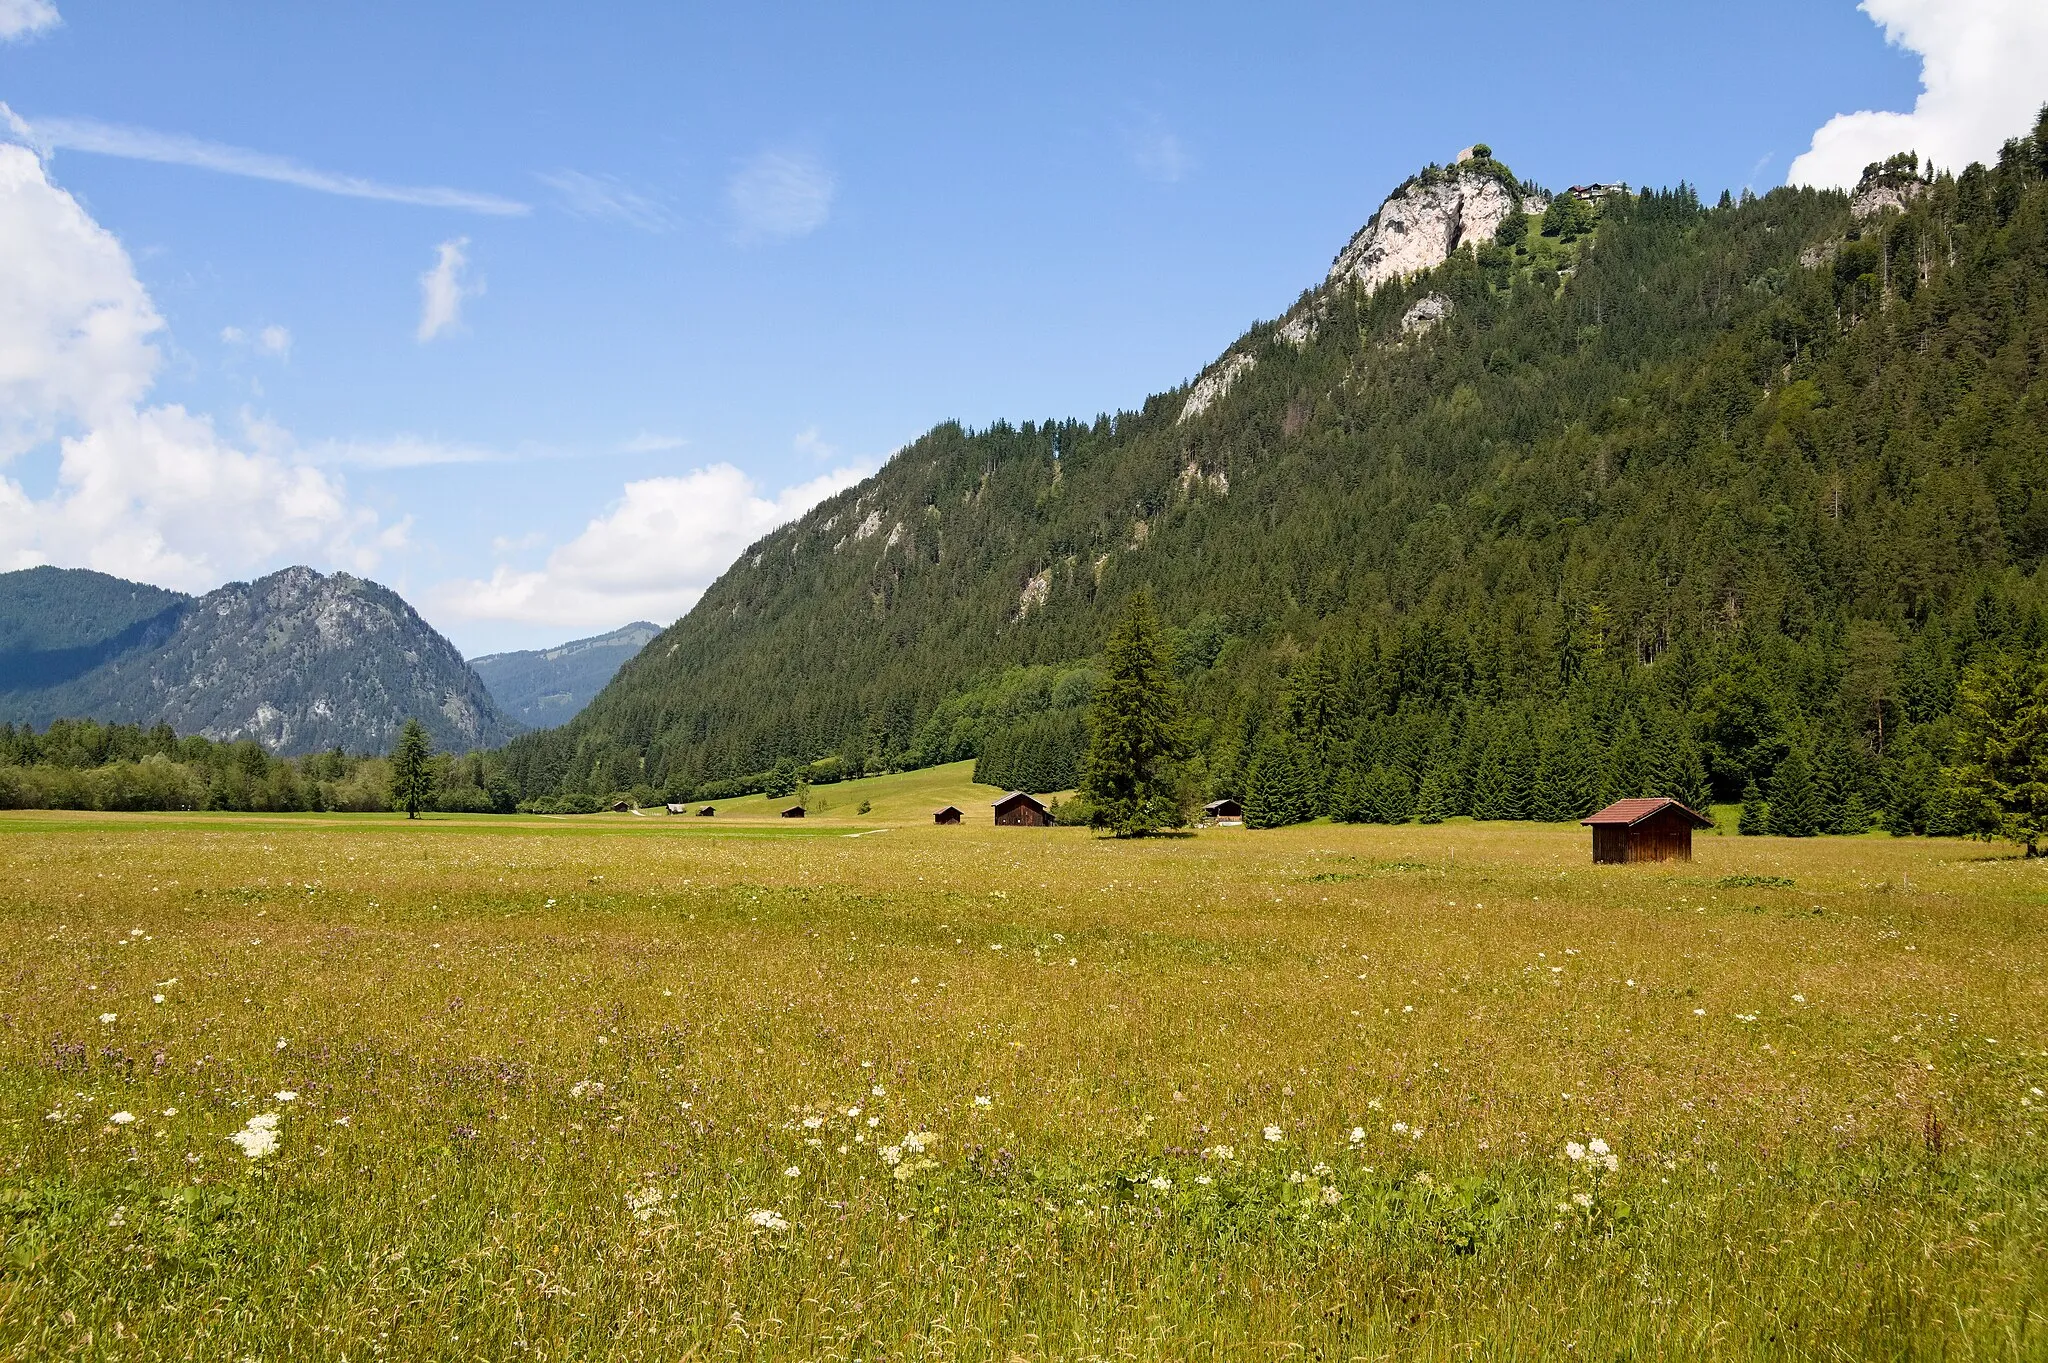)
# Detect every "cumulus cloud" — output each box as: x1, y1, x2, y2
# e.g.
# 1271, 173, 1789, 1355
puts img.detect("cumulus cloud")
416, 237, 476, 343
431, 461, 867, 629
16, 113, 529, 214
727, 150, 834, 241
1788, 0, 2048, 188
0, 0, 59, 42
0, 139, 390, 590
539, 169, 671, 231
